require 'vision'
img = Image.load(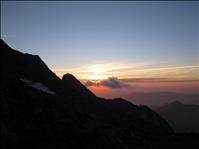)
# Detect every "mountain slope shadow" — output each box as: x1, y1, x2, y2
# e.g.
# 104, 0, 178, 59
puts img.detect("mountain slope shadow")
2, 39, 196, 149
